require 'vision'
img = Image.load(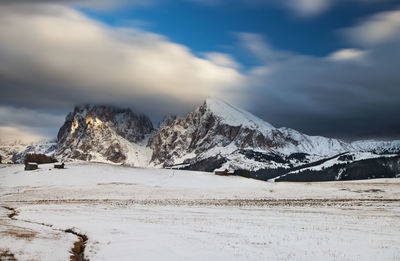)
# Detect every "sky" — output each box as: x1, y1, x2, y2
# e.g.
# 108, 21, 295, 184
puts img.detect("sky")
0, 0, 400, 144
